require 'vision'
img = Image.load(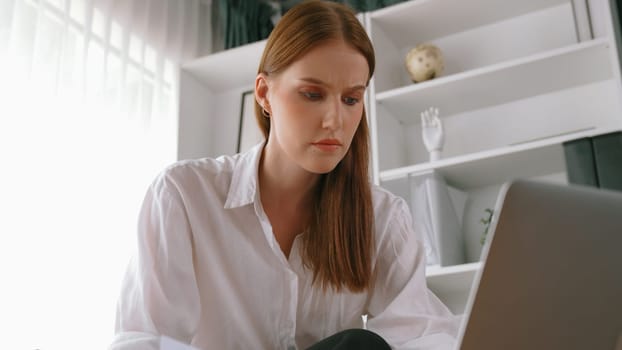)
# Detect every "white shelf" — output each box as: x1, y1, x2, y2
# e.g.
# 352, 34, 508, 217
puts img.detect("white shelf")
426, 261, 482, 278
182, 40, 266, 92
379, 126, 622, 188
376, 39, 613, 122
426, 262, 482, 297
370, 0, 569, 47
